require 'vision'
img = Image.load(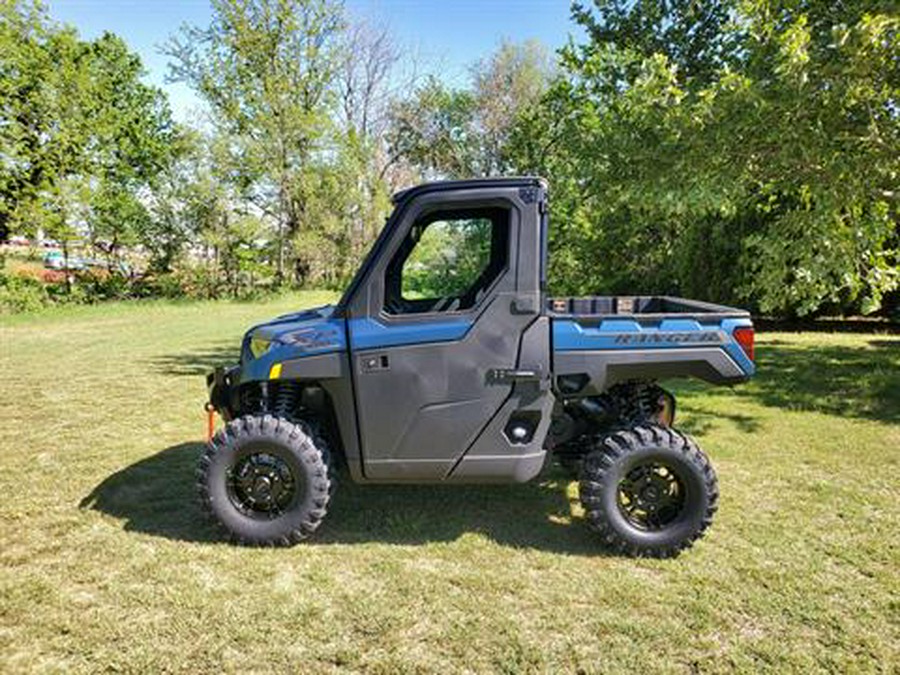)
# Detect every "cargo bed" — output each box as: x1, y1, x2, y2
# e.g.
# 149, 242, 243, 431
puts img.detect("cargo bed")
547, 295, 750, 319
